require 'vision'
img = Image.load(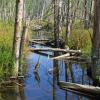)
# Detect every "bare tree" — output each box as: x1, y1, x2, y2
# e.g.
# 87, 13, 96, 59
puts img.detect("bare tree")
92, 0, 100, 84
65, 0, 70, 43
12, 0, 24, 76
54, 0, 60, 48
